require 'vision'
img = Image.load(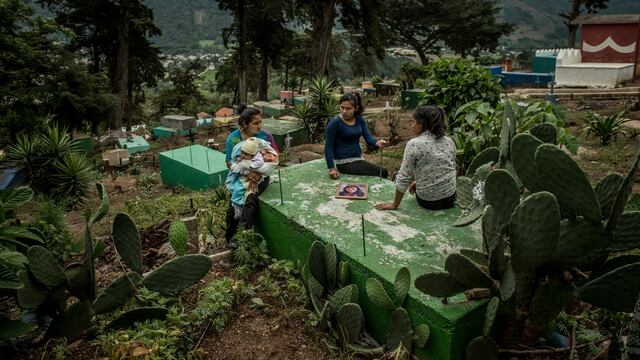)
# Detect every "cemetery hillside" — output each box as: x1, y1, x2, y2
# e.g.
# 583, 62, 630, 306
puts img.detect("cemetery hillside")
2, 0, 640, 359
